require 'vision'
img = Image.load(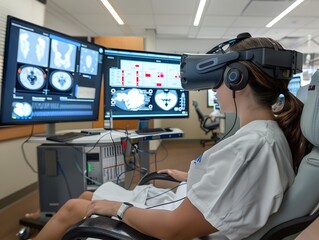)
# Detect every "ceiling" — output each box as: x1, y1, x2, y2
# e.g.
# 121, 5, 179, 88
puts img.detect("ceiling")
45, 0, 319, 53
